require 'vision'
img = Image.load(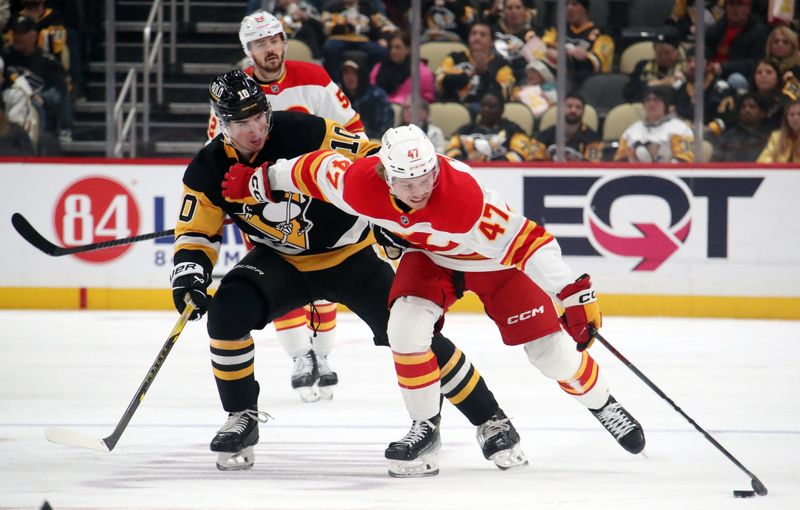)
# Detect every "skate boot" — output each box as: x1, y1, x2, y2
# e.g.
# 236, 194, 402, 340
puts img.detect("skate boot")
590, 395, 645, 454
291, 350, 320, 403
476, 409, 529, 470
314, 352, 338, 400
385, 415, 442, 478
210, 408, 272, 471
